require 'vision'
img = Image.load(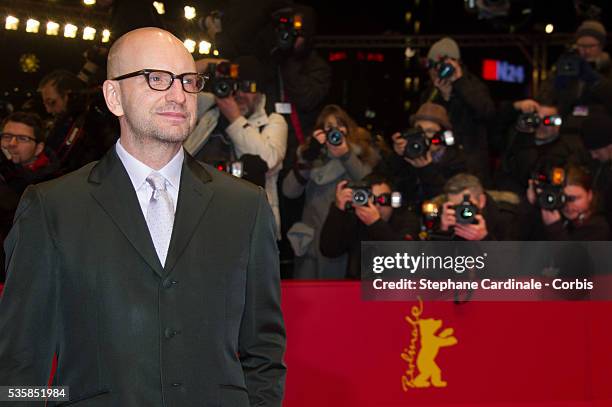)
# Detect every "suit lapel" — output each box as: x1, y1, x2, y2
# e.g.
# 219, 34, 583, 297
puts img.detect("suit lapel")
163, 153, 214, 275
89, 148, 164, 277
